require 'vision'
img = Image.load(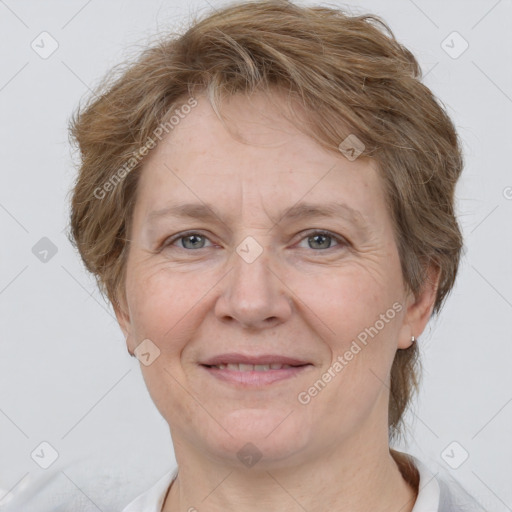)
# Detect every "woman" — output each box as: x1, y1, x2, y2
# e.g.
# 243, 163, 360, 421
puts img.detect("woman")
68, 1, 485, 510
